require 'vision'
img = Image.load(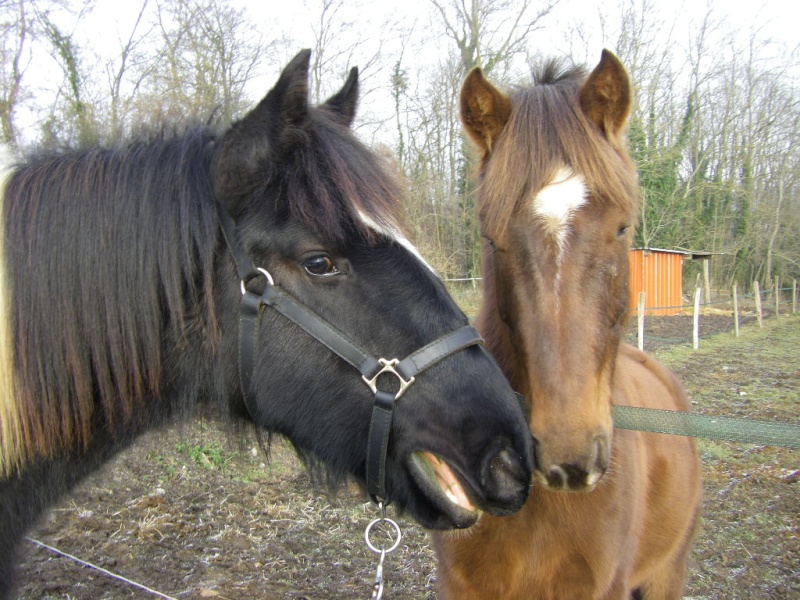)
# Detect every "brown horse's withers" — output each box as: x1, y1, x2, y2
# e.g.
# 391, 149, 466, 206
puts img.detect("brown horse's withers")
432, 50, 702, 599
